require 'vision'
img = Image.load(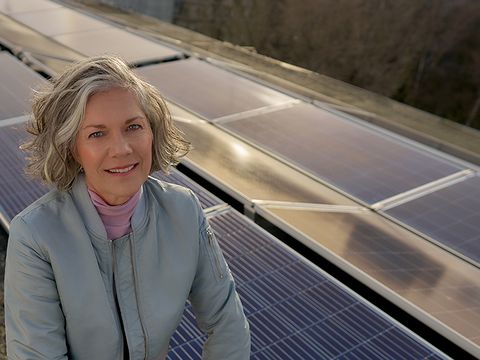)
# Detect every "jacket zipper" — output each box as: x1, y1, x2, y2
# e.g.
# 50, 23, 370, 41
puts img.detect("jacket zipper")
207, 227, 225, 279
129, 233, 149, 359
111, 240, 125, 360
